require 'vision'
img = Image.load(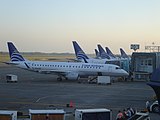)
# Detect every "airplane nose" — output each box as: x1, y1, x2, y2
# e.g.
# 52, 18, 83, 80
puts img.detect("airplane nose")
123, 70, 129, 76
